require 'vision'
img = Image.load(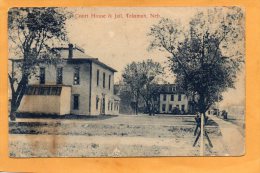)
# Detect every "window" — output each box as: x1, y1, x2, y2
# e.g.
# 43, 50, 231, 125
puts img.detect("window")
171, 94, 174, 101
50, 87, 62, 95
108, 101, 110, 110
111, 102, 113, 111
56, 67, 63, 84
40, 67, 45, 84
181, 105, 185, 112
73, 95, 79, 110
178, 94, 182, 101
109, 75, 111, 90
163, 94, 167, 101
97, 70, 99, 86
103, 72, 106, 88
25, 86, 62, 95
39, 87, 51, 95
162, 104, 166, 112
96, 96, 99, 110
169, 104, 173, 112
73, 67, 80, 85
